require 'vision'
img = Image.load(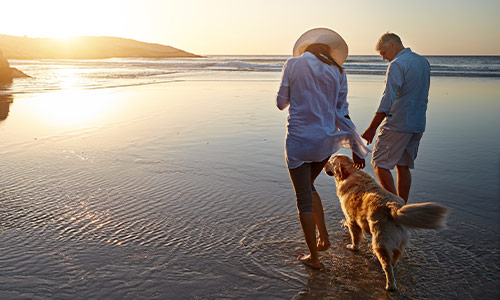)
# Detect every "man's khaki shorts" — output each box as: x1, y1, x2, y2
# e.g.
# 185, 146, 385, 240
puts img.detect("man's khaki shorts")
371, 127, 423, 170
